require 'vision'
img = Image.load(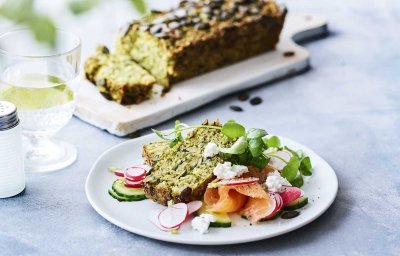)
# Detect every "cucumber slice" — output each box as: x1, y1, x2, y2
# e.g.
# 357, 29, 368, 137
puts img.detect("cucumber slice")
108, 189, 132, 202
284, 196, 308, 211
197, 207, 232, 228
111, 179, 147, 201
